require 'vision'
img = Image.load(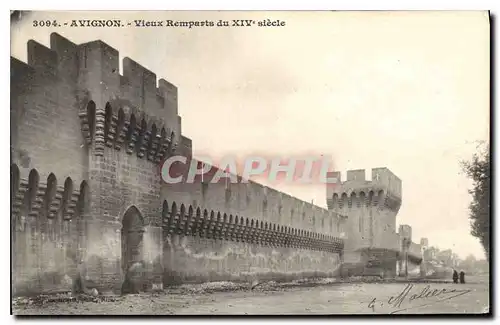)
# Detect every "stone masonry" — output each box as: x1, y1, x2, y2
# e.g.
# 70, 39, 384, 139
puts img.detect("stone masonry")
11, 33, 355, 296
